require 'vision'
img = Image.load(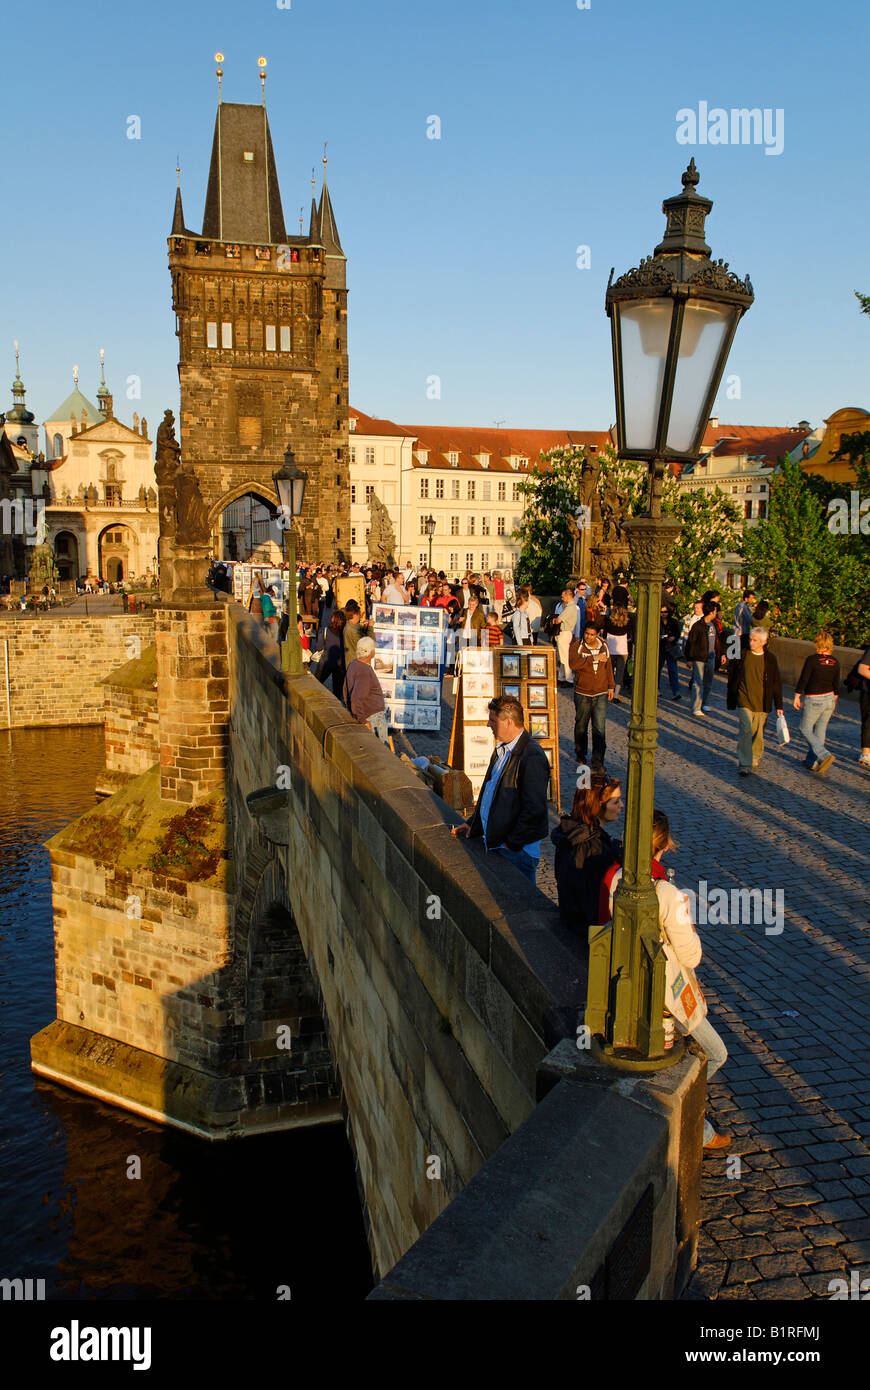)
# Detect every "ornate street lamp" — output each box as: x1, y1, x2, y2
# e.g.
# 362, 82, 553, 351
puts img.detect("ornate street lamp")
586, 161, 753, 1069
273, 445, 307, 675
424, 513, 436, 570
